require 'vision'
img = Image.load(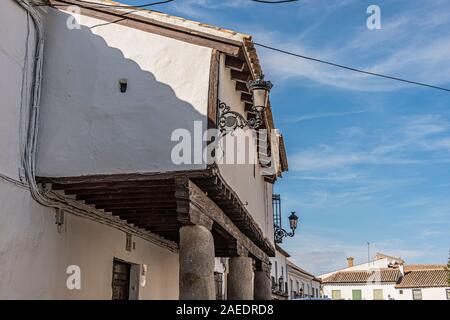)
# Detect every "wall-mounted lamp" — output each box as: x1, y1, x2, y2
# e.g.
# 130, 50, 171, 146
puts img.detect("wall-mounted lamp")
274, 211, 299, 243
219, 74, 273, 133
119, 79, 128, 93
